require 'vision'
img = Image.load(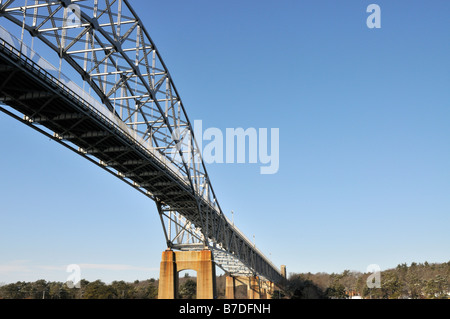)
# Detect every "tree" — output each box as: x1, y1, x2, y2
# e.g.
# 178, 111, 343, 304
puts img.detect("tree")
325, 281, 347, 299
132, 279, 158, 299
424, 275, 449, 299
382, 272, 401, 299
48, 282, 68, 299
179, 279, 196, 299
83, 280, 115, 299
0, 282, 26, 299
110, 281, 134, 299
136, 284, 157, 299
405, 272, 421, 299
288, 274, 326, 299
30, 279, 48, 299
270, 290, 286, 299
